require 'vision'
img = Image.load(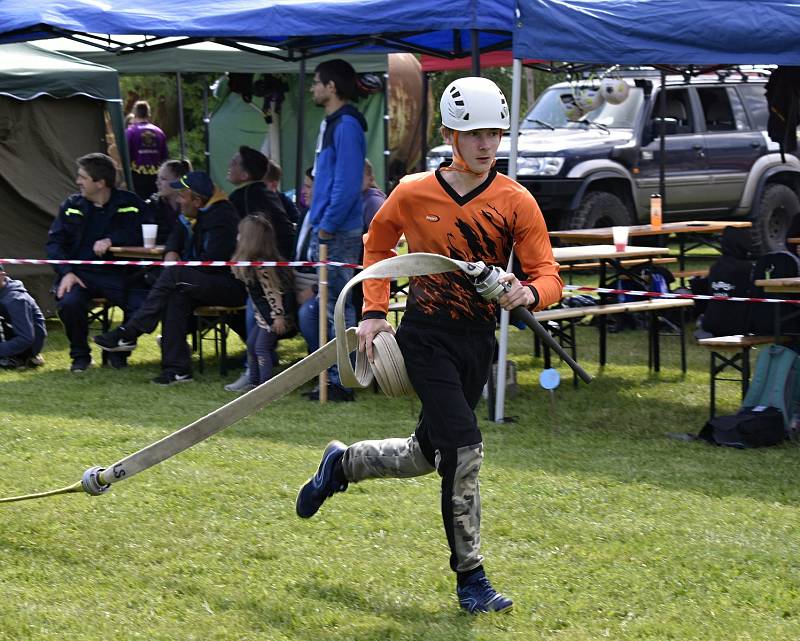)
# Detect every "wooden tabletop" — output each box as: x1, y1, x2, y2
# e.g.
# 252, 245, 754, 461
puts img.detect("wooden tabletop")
549, 220, 752, 244
109, 246, 165, 258
553, 244, 671, 263
755, 277, 800, 293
